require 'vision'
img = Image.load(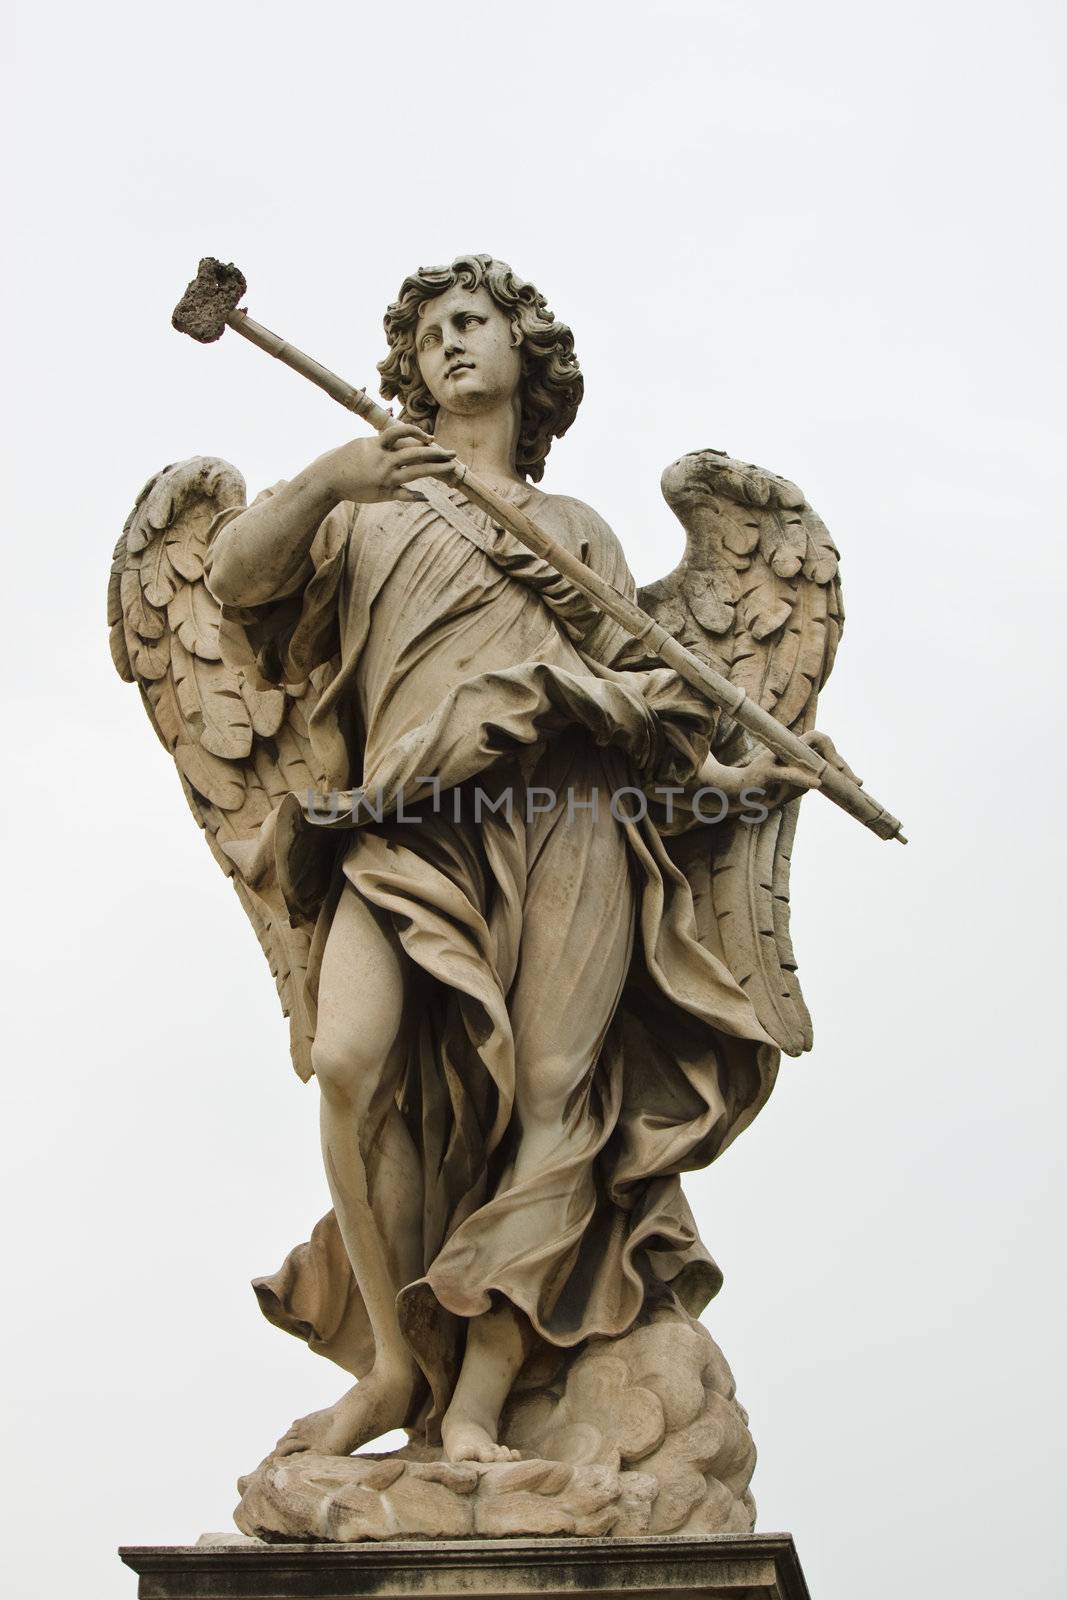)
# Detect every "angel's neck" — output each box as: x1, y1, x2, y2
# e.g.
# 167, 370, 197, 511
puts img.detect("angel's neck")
433, 398, 524, 490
